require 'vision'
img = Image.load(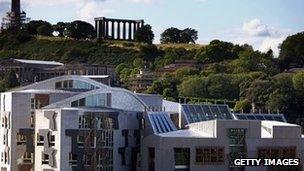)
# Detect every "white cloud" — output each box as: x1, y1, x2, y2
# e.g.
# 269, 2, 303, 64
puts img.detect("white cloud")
243, 18, 270, 37
128, 0, 155, 4
200, 18, 293, 57
77, 1, 114, 23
